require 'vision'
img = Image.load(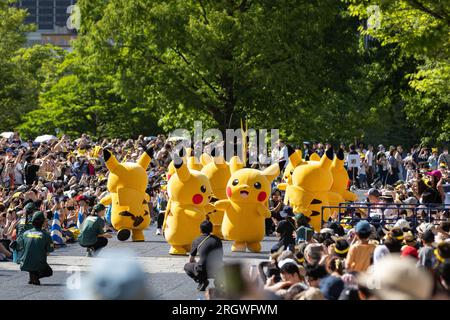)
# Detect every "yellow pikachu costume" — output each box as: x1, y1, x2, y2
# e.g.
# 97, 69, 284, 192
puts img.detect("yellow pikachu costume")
166, 148, 202, 181
164, 154, 212, 255
277, 146, 306, 205
200, 152, 231, 238
100, 148, 153, 241
328, 148, 357, 218
214, 157, 280, 252
286, 148, 335, 231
